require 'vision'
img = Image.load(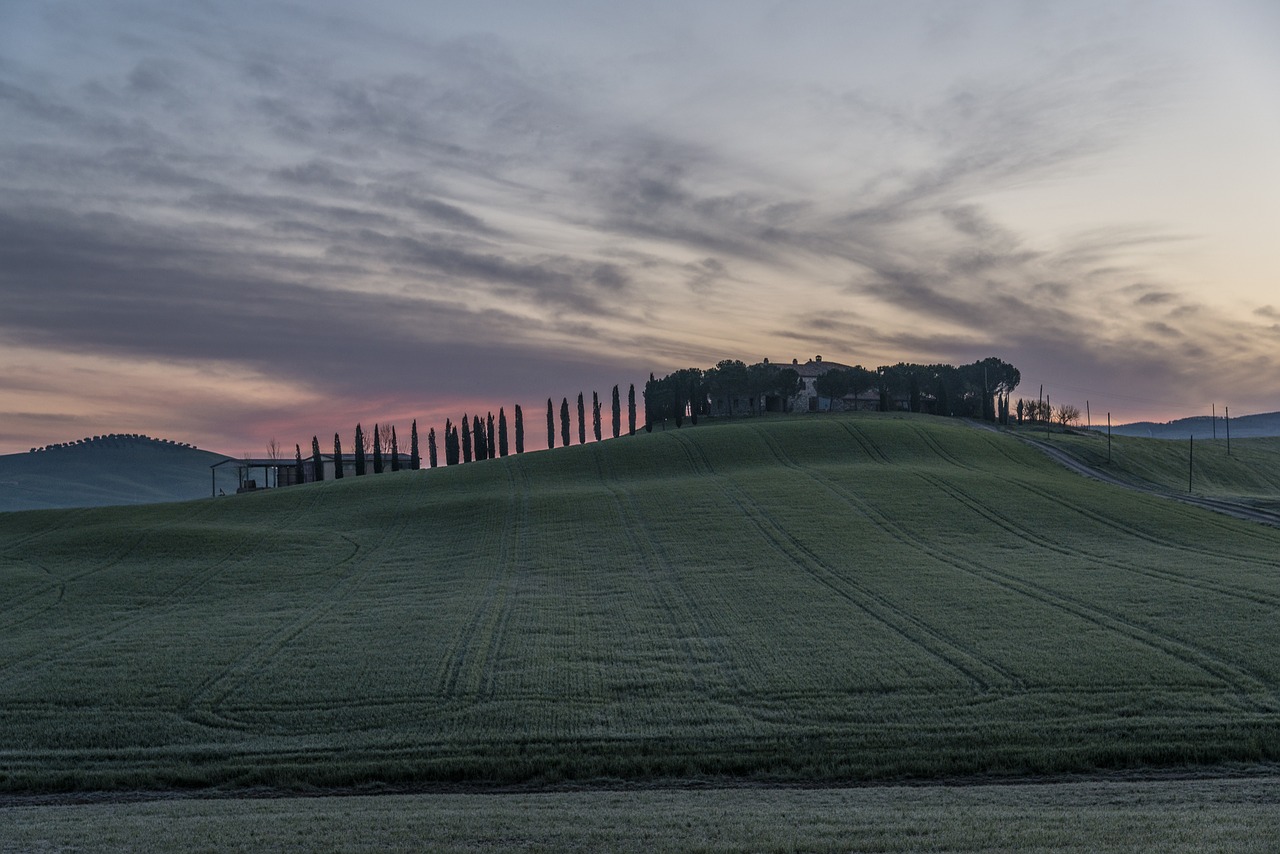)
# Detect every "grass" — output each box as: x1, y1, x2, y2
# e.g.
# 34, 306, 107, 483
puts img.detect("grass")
1027, 426, 1280, 507
2, 412, 1280, 794
3, 776, 1279, 853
